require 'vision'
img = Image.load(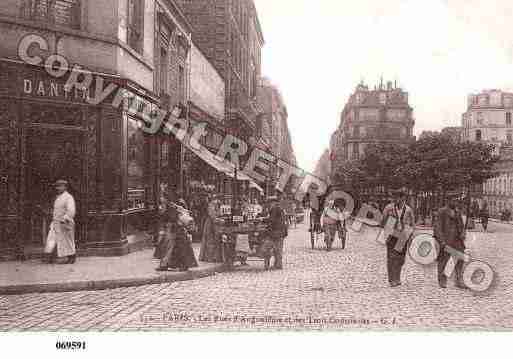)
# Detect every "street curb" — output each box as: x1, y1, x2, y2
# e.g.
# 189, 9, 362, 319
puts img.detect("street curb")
489, 218, 513, 226
0, 263, 227, 295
